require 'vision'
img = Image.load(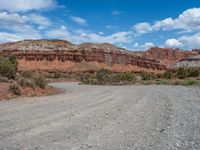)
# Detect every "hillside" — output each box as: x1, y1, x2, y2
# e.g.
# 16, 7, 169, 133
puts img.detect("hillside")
0, 39, 199, 73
